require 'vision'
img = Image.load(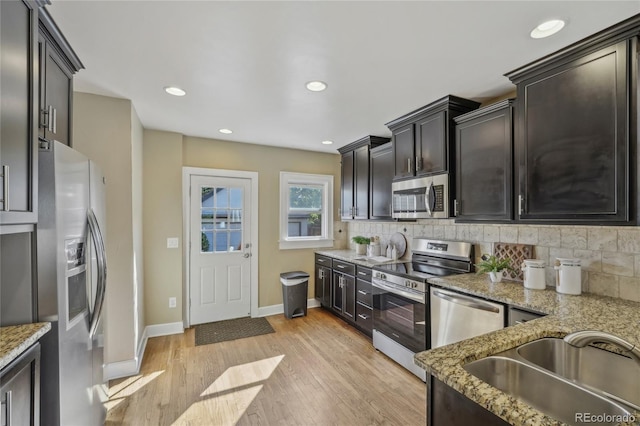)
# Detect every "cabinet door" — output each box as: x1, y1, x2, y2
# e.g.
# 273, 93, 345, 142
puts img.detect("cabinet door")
343, 274, 355, 320
314, 265, 323, 300
517, 41, 629, 223
456, 104, 513, 221
340, 151, 354, 220
321, 266, 332, 308
332, 272, 344, 313
39, 38, 73, 147
393, 123, 415, 179
416, 111, 446, 176
369, 143, 393, 219
0, 0, 38, 224
0, 343, 40, 426
353, 145, 369, 219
